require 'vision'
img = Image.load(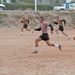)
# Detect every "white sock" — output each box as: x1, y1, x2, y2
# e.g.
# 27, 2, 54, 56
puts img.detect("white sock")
31, 30, 33, 32
55, 44, 59, 47
68, 36, 70, 37
31, 30, 34, 33
67, 36, 71, 39
58, 34, 60, 36
20, 32, 23, 34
